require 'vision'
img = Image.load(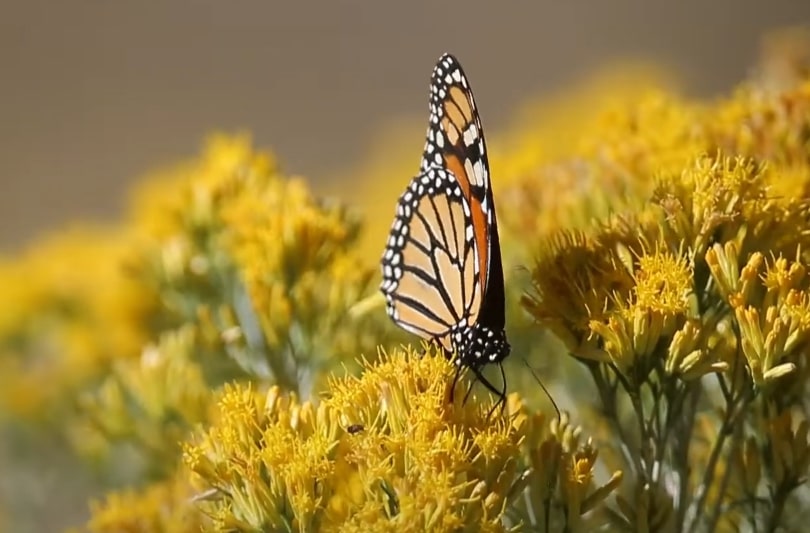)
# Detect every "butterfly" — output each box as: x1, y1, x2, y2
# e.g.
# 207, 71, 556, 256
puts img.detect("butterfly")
379, 53, 510, 404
